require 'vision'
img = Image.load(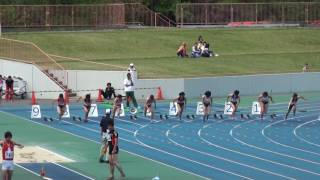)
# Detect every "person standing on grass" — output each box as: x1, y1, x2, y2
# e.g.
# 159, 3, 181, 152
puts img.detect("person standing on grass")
99, 109, 112, 164
5, 76, 14, 101
202, 91, 213, 122
57, 93, 66, 120
1, 131, 24, 180
258, 91, 273, 119
285, 93, 306, 119
124, 73, 138, 108
103, 83, 116, 100
227, 90, 240, 119
107, 121, 125, 180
